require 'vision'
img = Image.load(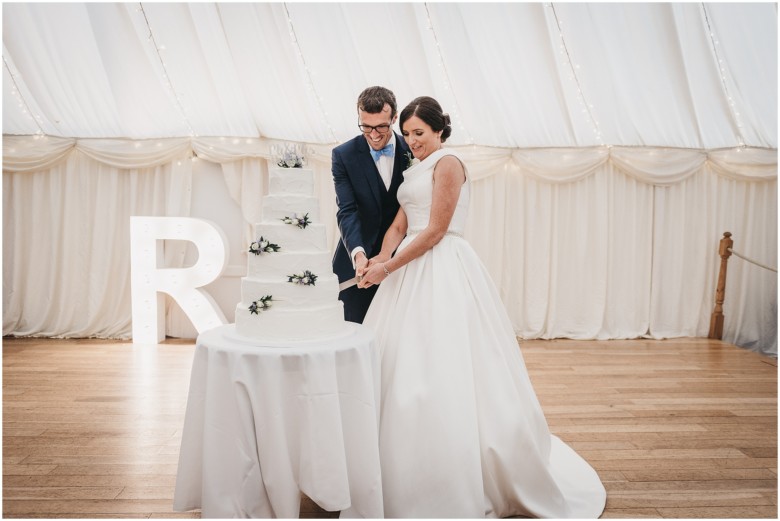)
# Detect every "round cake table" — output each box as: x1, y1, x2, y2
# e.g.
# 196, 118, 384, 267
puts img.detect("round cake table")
172, 323, 382, 518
